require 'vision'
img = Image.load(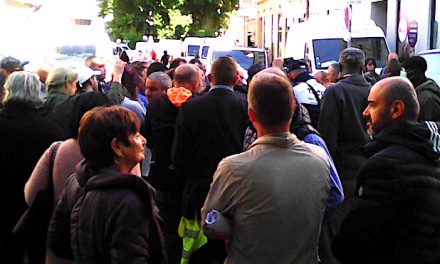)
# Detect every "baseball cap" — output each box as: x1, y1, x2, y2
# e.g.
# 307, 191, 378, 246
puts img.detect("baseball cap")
76, 66, 101, 87
286, 59, 308, 72
0, 56, 29, 72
